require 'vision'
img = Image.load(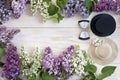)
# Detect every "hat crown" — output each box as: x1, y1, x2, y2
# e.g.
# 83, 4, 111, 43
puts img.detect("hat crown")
90, 14, 116, 37
95, 44, 112, 59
